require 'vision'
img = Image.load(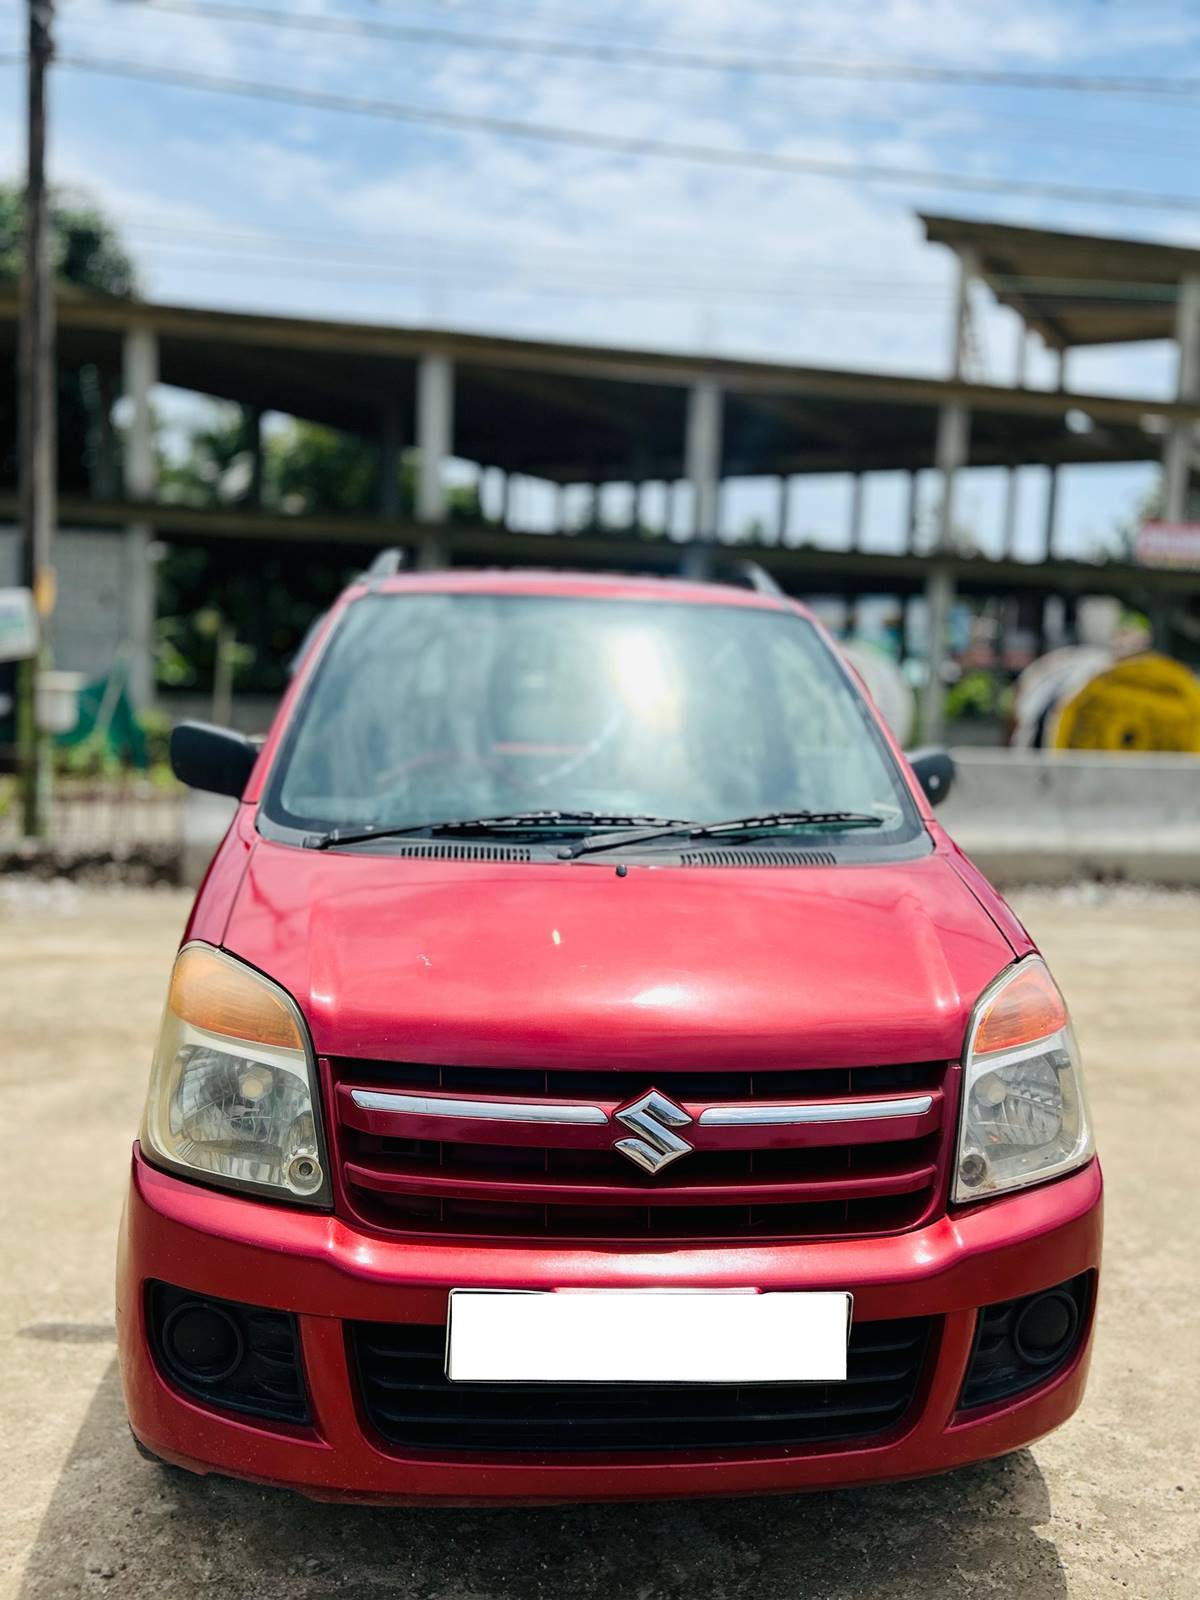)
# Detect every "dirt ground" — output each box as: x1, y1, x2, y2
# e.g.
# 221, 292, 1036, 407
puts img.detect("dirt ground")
1, 880, 1197, 1600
